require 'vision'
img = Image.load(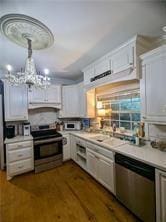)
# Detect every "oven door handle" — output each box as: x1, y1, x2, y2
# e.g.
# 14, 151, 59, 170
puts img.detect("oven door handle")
34, 137, 63, 145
